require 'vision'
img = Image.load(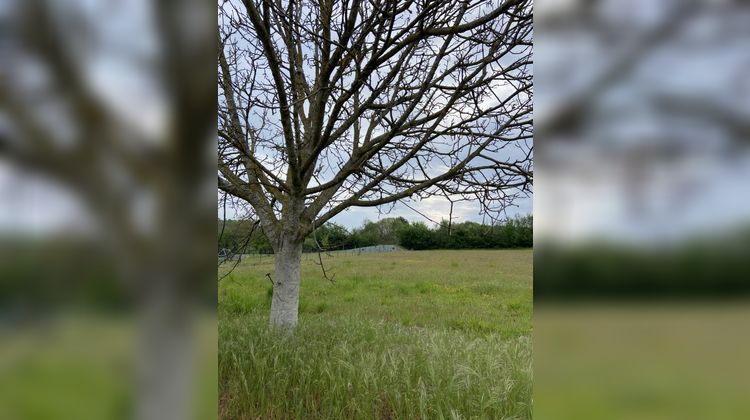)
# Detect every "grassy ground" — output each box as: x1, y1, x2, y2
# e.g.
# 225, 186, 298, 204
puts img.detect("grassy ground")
219, 249, 533, 419
535, 303, 750, 420
0, 314, 217, 420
